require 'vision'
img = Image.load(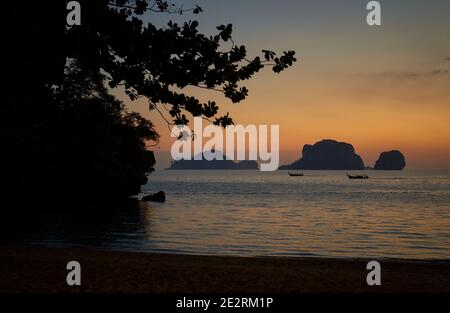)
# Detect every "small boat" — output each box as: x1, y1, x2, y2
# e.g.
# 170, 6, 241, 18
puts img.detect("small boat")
289, 172, 304, 177
347, 173, 369, 180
